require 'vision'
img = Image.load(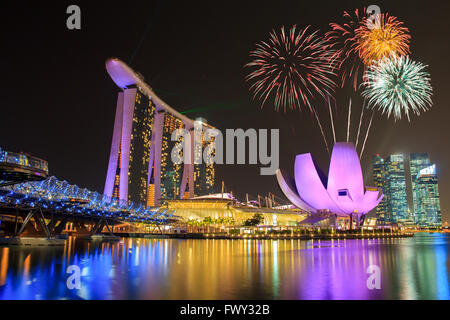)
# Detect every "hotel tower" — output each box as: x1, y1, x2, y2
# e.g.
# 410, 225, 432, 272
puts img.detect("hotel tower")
104, 58, 215, 207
